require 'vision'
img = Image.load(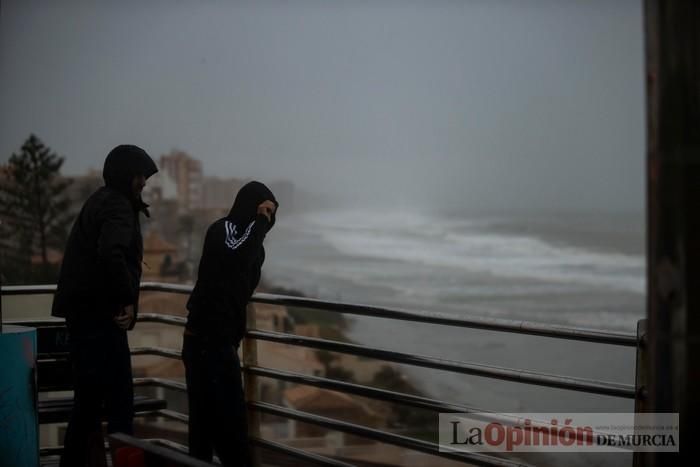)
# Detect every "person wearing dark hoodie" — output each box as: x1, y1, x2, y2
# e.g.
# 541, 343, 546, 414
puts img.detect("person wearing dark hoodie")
51, 145, 157, 467
183, 181, 278, 467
